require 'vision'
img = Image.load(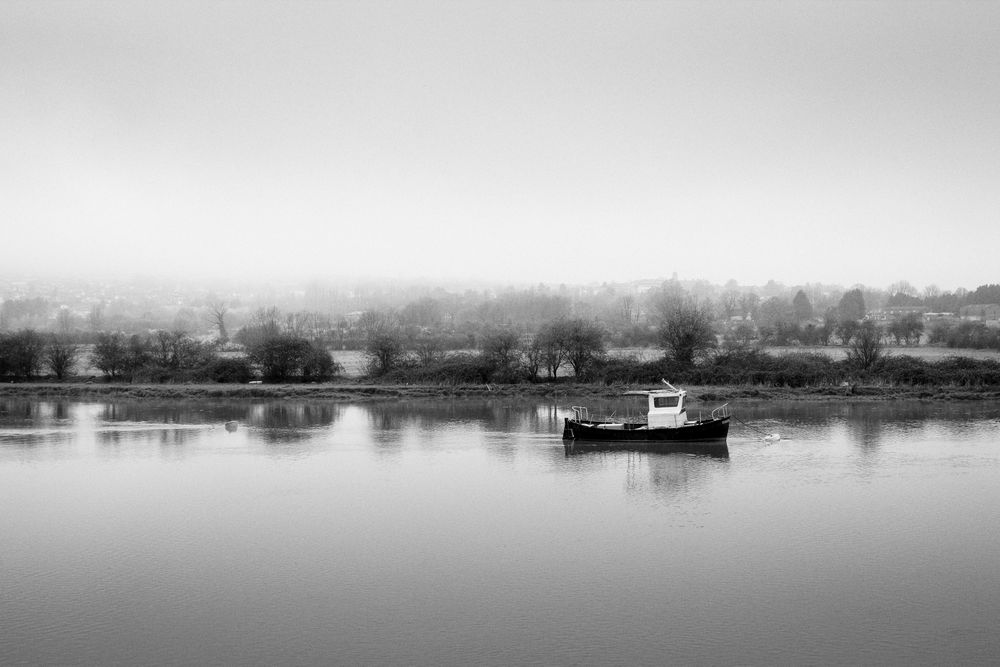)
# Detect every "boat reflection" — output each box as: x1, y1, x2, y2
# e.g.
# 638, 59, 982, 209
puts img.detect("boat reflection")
563, 439, 729, 458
